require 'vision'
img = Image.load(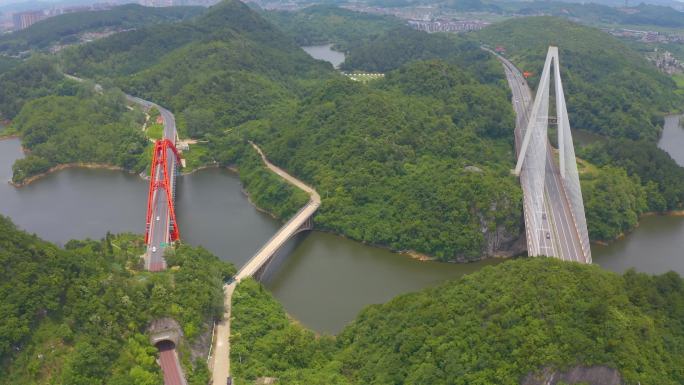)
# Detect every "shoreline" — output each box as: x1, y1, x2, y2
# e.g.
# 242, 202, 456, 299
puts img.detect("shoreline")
0, 134, 19, 141
9, 155, 683, 261
10, 163, 131, 187
592, 209, 684, 246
